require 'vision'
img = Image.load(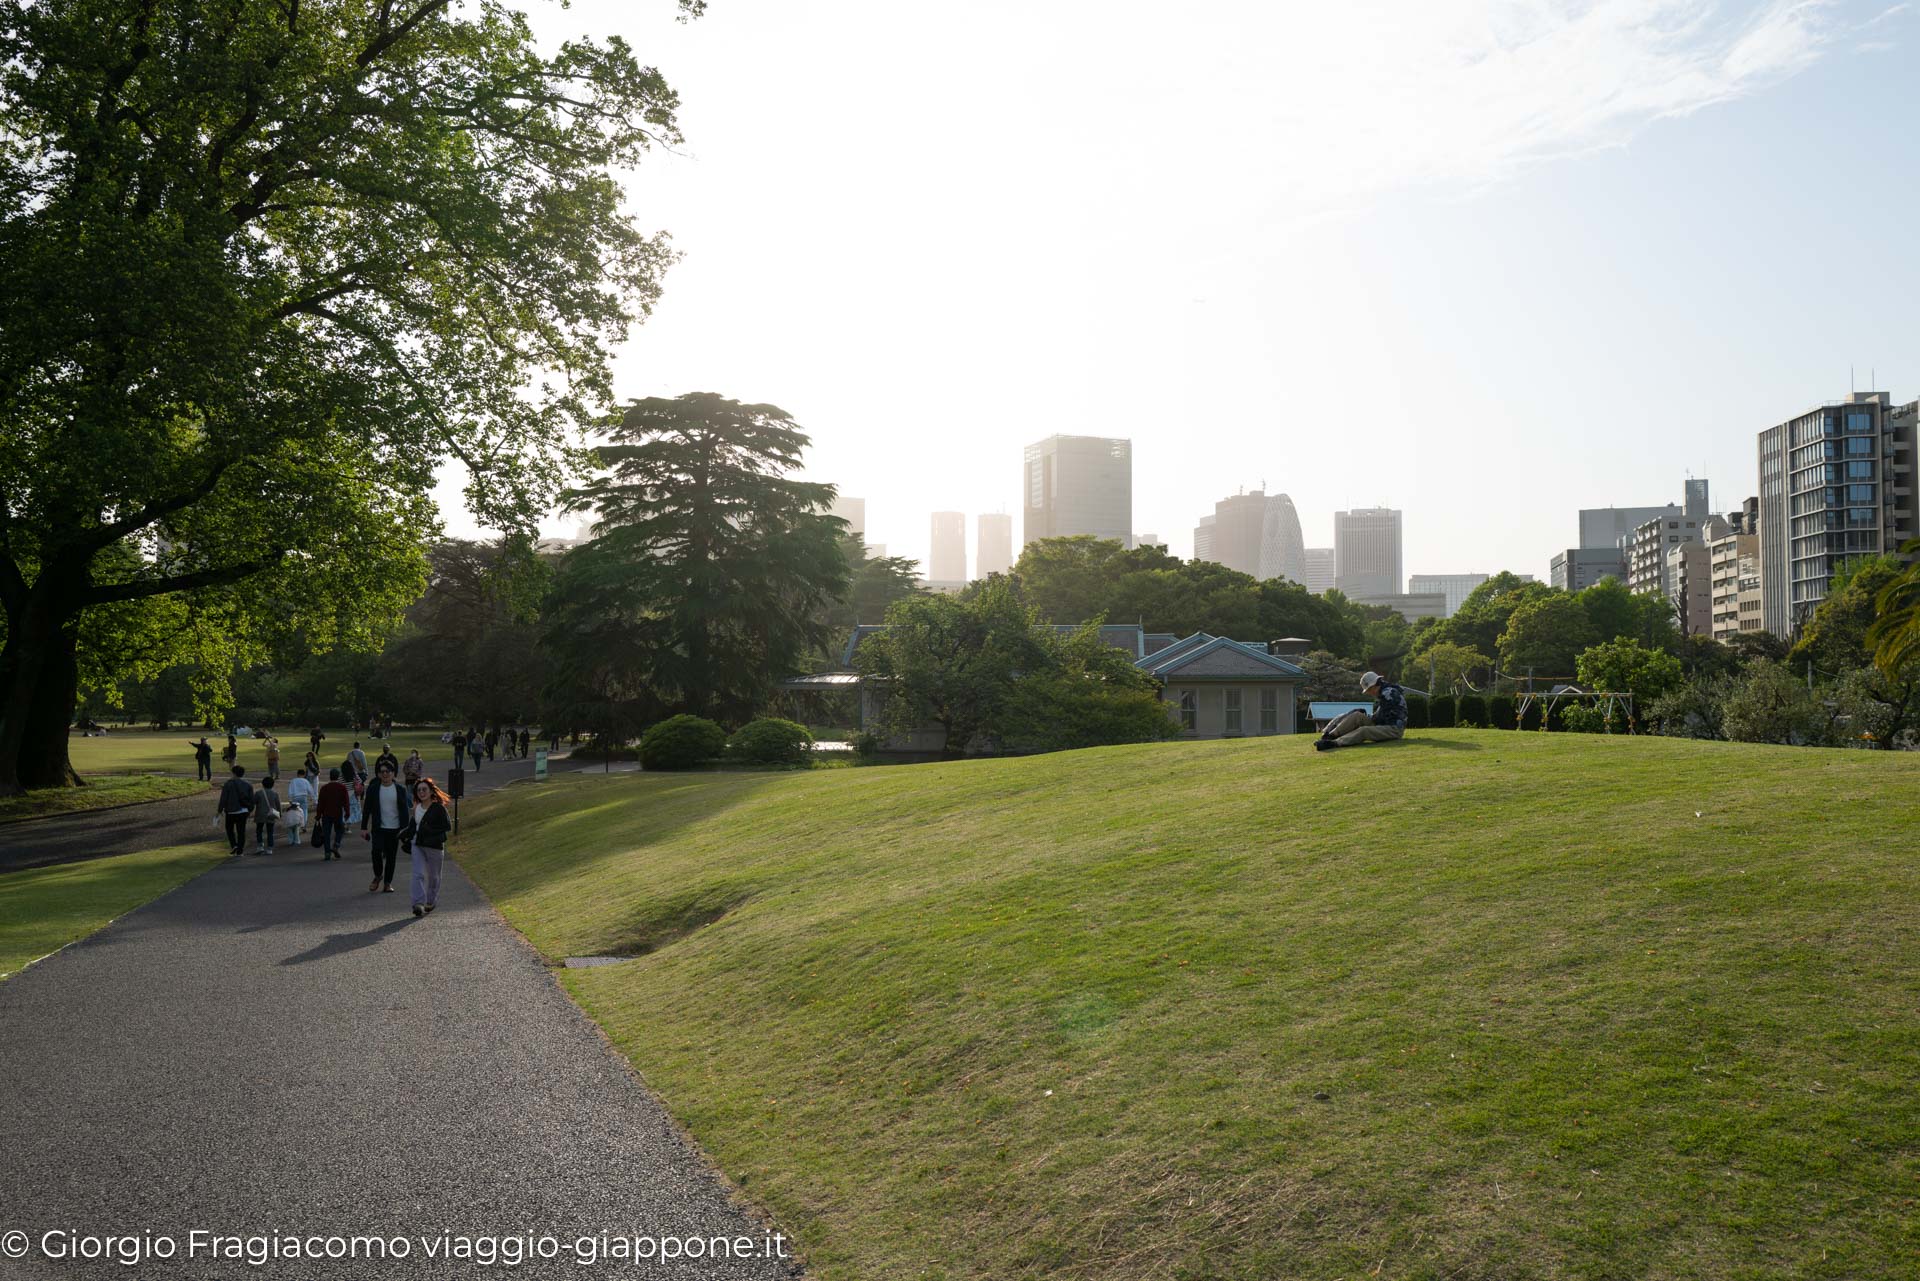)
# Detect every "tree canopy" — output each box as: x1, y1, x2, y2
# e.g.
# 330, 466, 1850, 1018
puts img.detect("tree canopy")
0, 0, 687, 790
